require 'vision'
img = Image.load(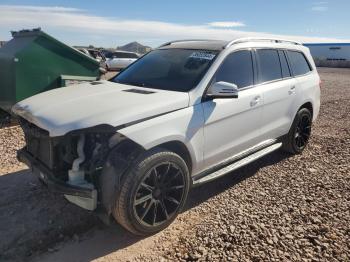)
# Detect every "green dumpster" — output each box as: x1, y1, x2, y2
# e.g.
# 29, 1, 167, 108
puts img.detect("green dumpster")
0, 28, 100, 120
